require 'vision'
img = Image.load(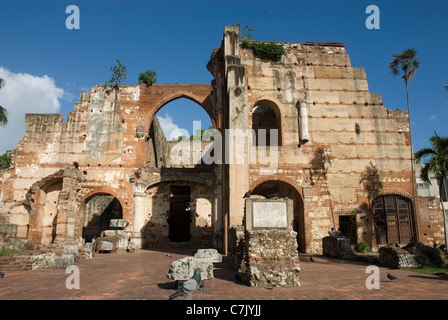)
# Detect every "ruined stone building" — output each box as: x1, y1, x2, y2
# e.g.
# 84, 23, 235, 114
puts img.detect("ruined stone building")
0, 26, 446, 254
